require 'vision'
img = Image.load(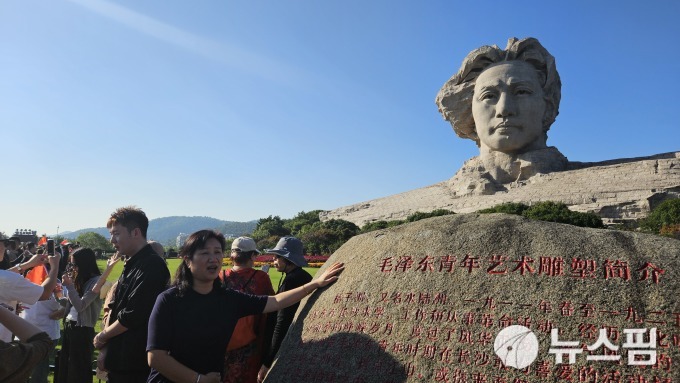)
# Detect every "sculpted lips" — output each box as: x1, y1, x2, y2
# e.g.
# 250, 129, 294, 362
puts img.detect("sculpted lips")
492, 122, 520, 134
